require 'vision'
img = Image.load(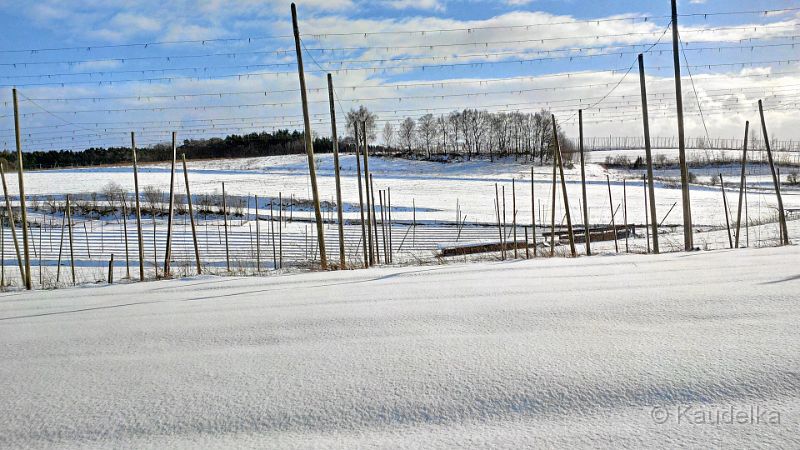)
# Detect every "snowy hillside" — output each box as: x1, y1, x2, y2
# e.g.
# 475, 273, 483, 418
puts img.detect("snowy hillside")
2, 245, 799, 448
